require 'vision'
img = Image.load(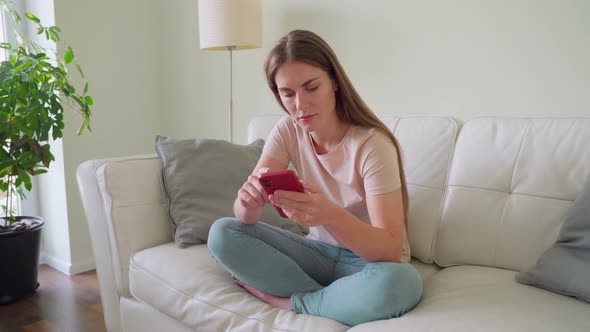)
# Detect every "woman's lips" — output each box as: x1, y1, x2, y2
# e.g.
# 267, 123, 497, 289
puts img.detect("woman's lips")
299, 114, 316, 122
